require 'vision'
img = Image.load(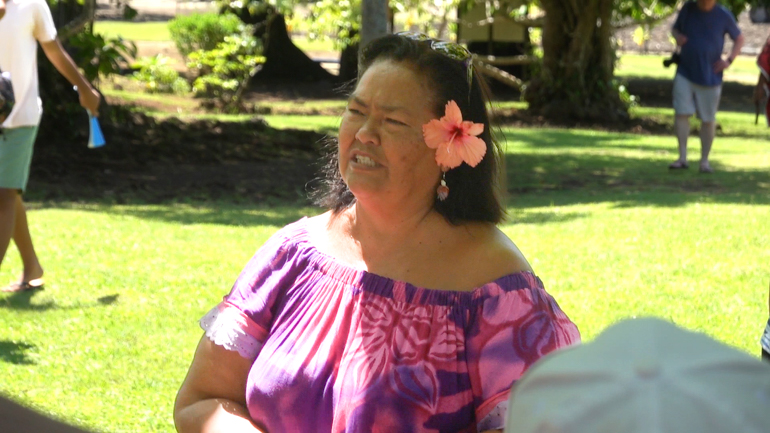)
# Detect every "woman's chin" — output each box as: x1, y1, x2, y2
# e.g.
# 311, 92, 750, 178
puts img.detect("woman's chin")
346, 184, 381, 203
